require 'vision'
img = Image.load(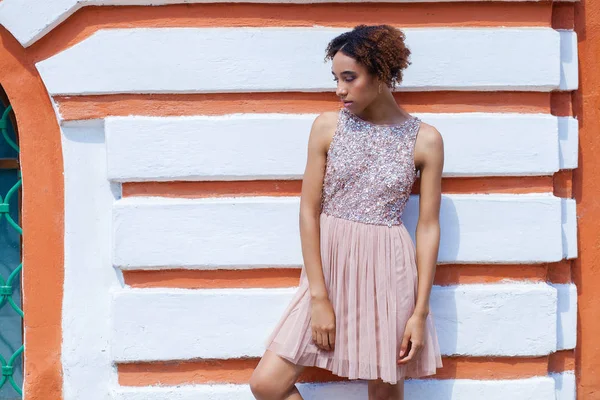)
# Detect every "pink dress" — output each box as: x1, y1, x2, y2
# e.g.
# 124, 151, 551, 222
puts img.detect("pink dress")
264, 107, 443, 384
